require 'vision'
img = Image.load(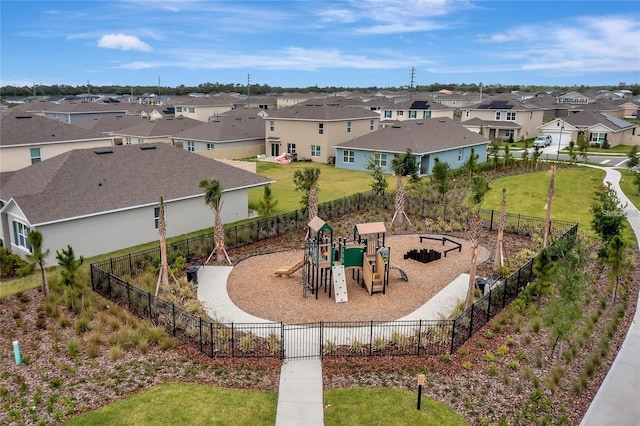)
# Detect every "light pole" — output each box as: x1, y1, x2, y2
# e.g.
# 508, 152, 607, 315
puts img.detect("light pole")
556, 119, 564, 162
